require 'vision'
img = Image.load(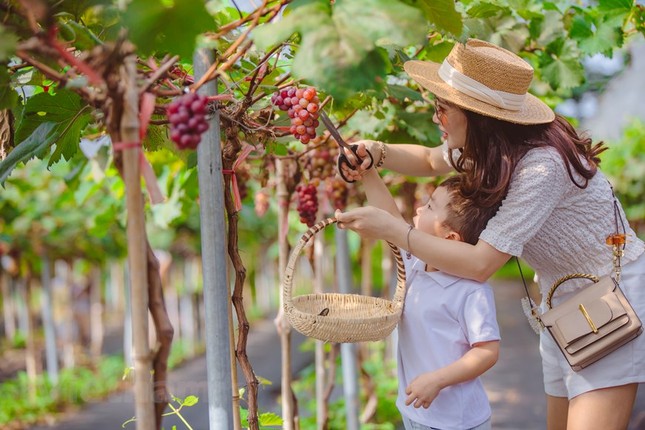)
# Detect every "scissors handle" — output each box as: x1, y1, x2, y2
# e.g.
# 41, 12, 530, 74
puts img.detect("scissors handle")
337, 144, 374, 183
